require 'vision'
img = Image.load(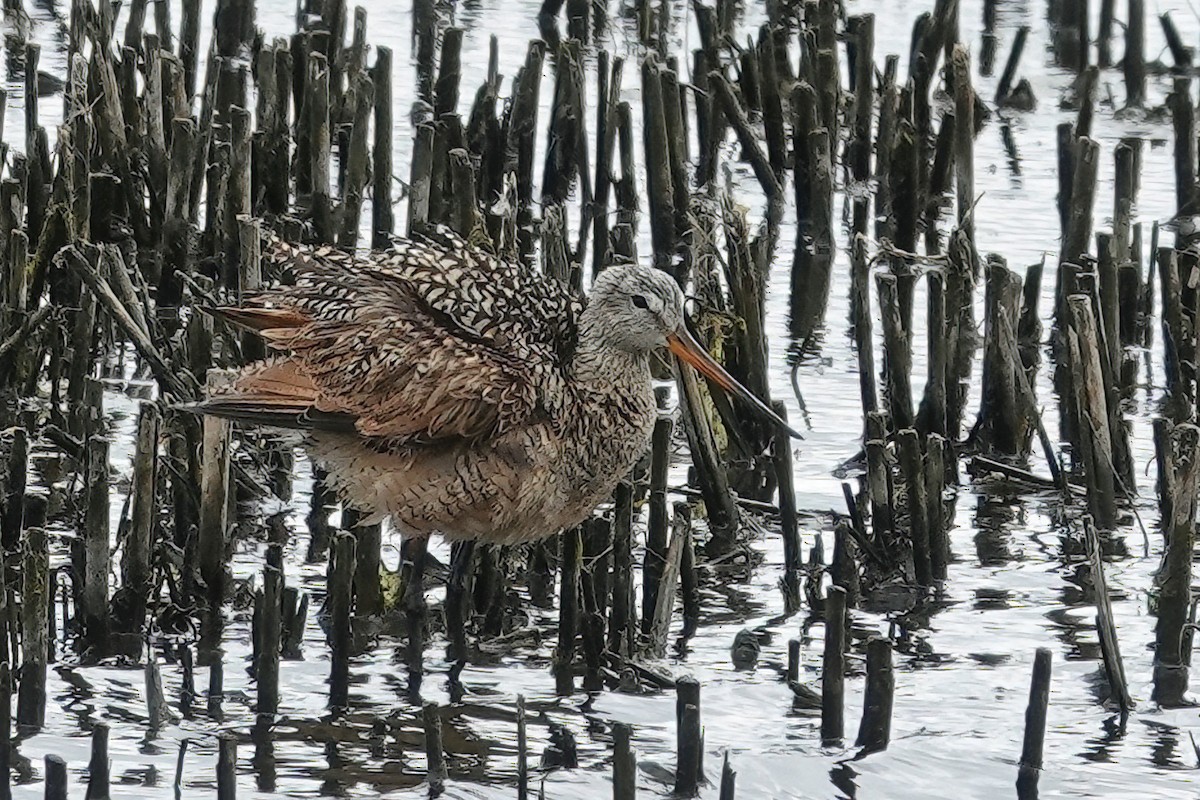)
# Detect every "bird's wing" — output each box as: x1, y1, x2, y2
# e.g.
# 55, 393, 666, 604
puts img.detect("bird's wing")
202, 229, 585, 444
